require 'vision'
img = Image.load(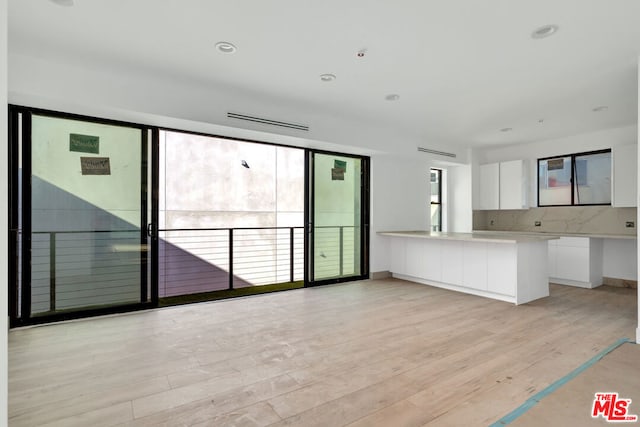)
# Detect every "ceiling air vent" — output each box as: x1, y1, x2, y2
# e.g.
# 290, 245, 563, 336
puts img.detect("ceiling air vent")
227, 112, 309, 132
417, 146, 456, 158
